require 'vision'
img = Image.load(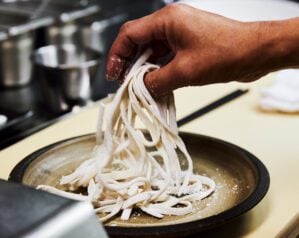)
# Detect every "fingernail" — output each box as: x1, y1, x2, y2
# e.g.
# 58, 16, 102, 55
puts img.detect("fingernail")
106, 55, 125, 81
119, 60, 133, 83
